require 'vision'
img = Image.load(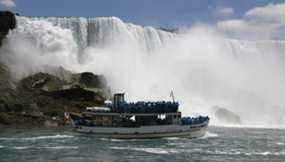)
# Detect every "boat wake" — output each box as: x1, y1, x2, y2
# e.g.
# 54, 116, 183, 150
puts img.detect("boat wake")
212, 124, 285, 130
110, 146, 285, 156
201, 132, 218, 139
